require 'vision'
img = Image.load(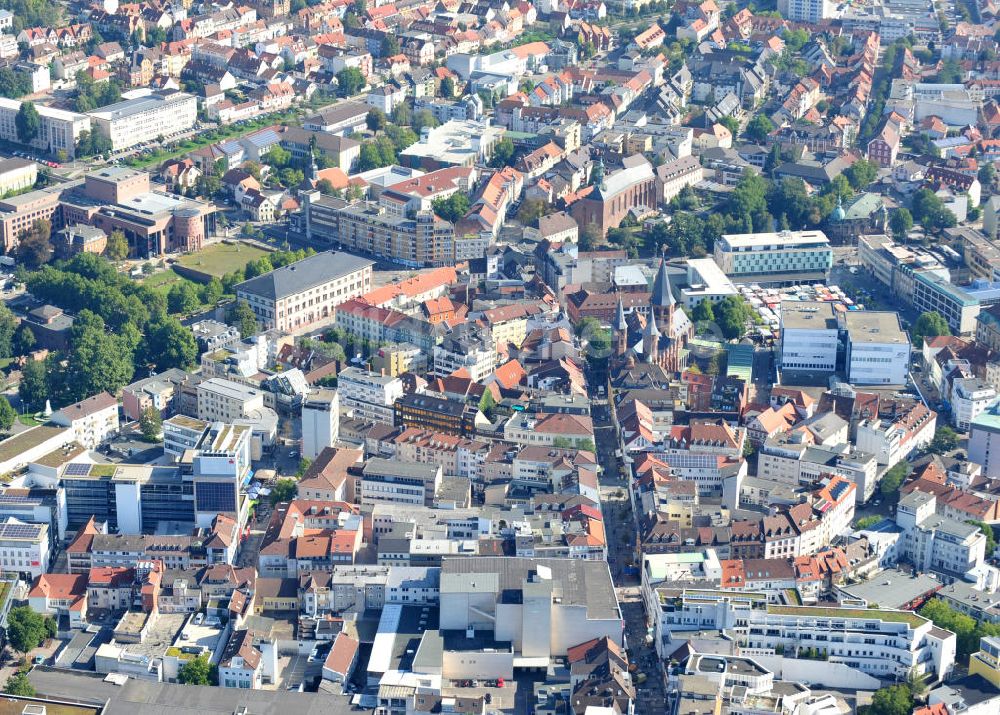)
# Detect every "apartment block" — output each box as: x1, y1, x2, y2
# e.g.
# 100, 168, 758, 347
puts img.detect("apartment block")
50, 391, 120, 449
197, 378, 265, 423
301, 389, 340, 460
302, 191, 456, 268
